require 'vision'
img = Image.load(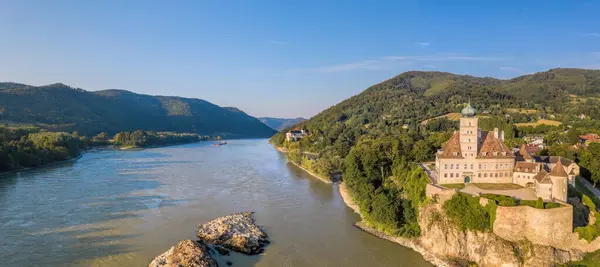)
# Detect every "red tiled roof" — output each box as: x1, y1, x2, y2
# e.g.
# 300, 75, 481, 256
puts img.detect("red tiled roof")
519, 144, 533, 160
476, 132, 515, 159
438, 132, 464, 159
515, 162, 539, 173
579, 134, 600, 141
